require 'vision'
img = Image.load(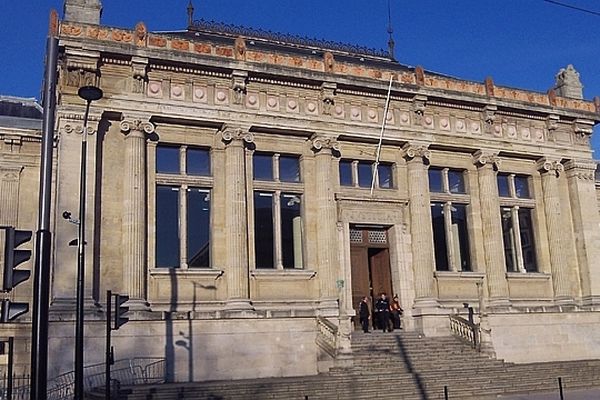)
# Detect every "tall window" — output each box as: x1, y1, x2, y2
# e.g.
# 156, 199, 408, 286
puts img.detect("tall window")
155, 144, 211, 268
339, 159, 394, 189
498, 173, 537, 272
429, 167, 471, 272
253, 153, 303, 269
